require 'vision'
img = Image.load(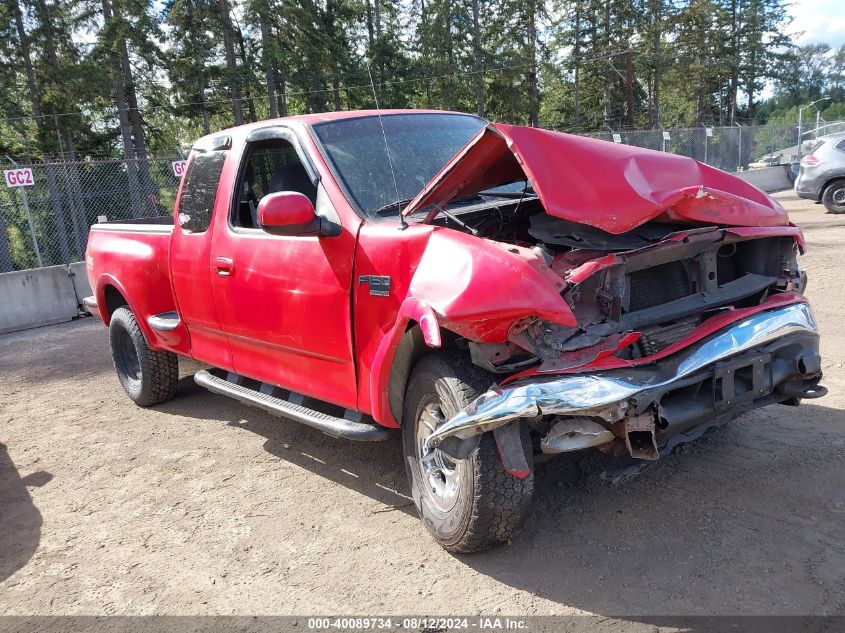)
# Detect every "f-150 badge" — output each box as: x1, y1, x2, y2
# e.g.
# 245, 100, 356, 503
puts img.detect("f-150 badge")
358, 275, 391, 297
